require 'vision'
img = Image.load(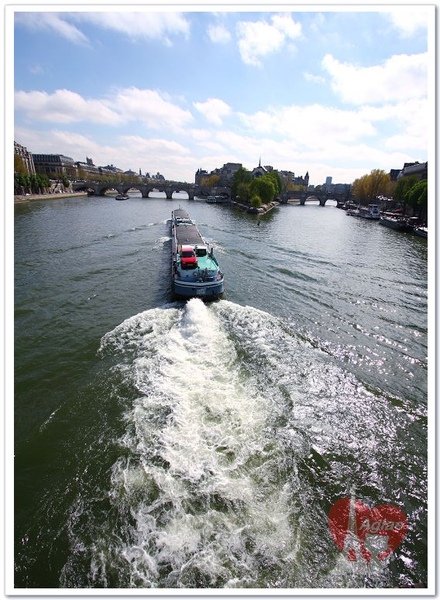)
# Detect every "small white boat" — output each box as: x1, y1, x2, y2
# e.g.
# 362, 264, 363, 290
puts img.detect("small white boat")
115, 194, 129, 201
